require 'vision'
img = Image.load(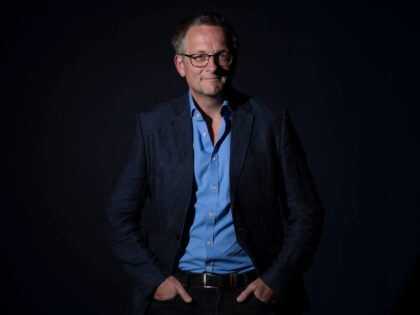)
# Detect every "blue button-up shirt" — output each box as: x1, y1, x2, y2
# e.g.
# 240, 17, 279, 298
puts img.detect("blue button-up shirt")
178, 91, 254, 274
